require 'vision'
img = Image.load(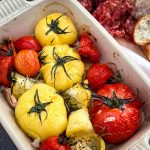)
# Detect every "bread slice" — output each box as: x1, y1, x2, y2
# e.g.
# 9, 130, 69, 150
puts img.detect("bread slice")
134, 15, 150, 45
142, 43, 150, 61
